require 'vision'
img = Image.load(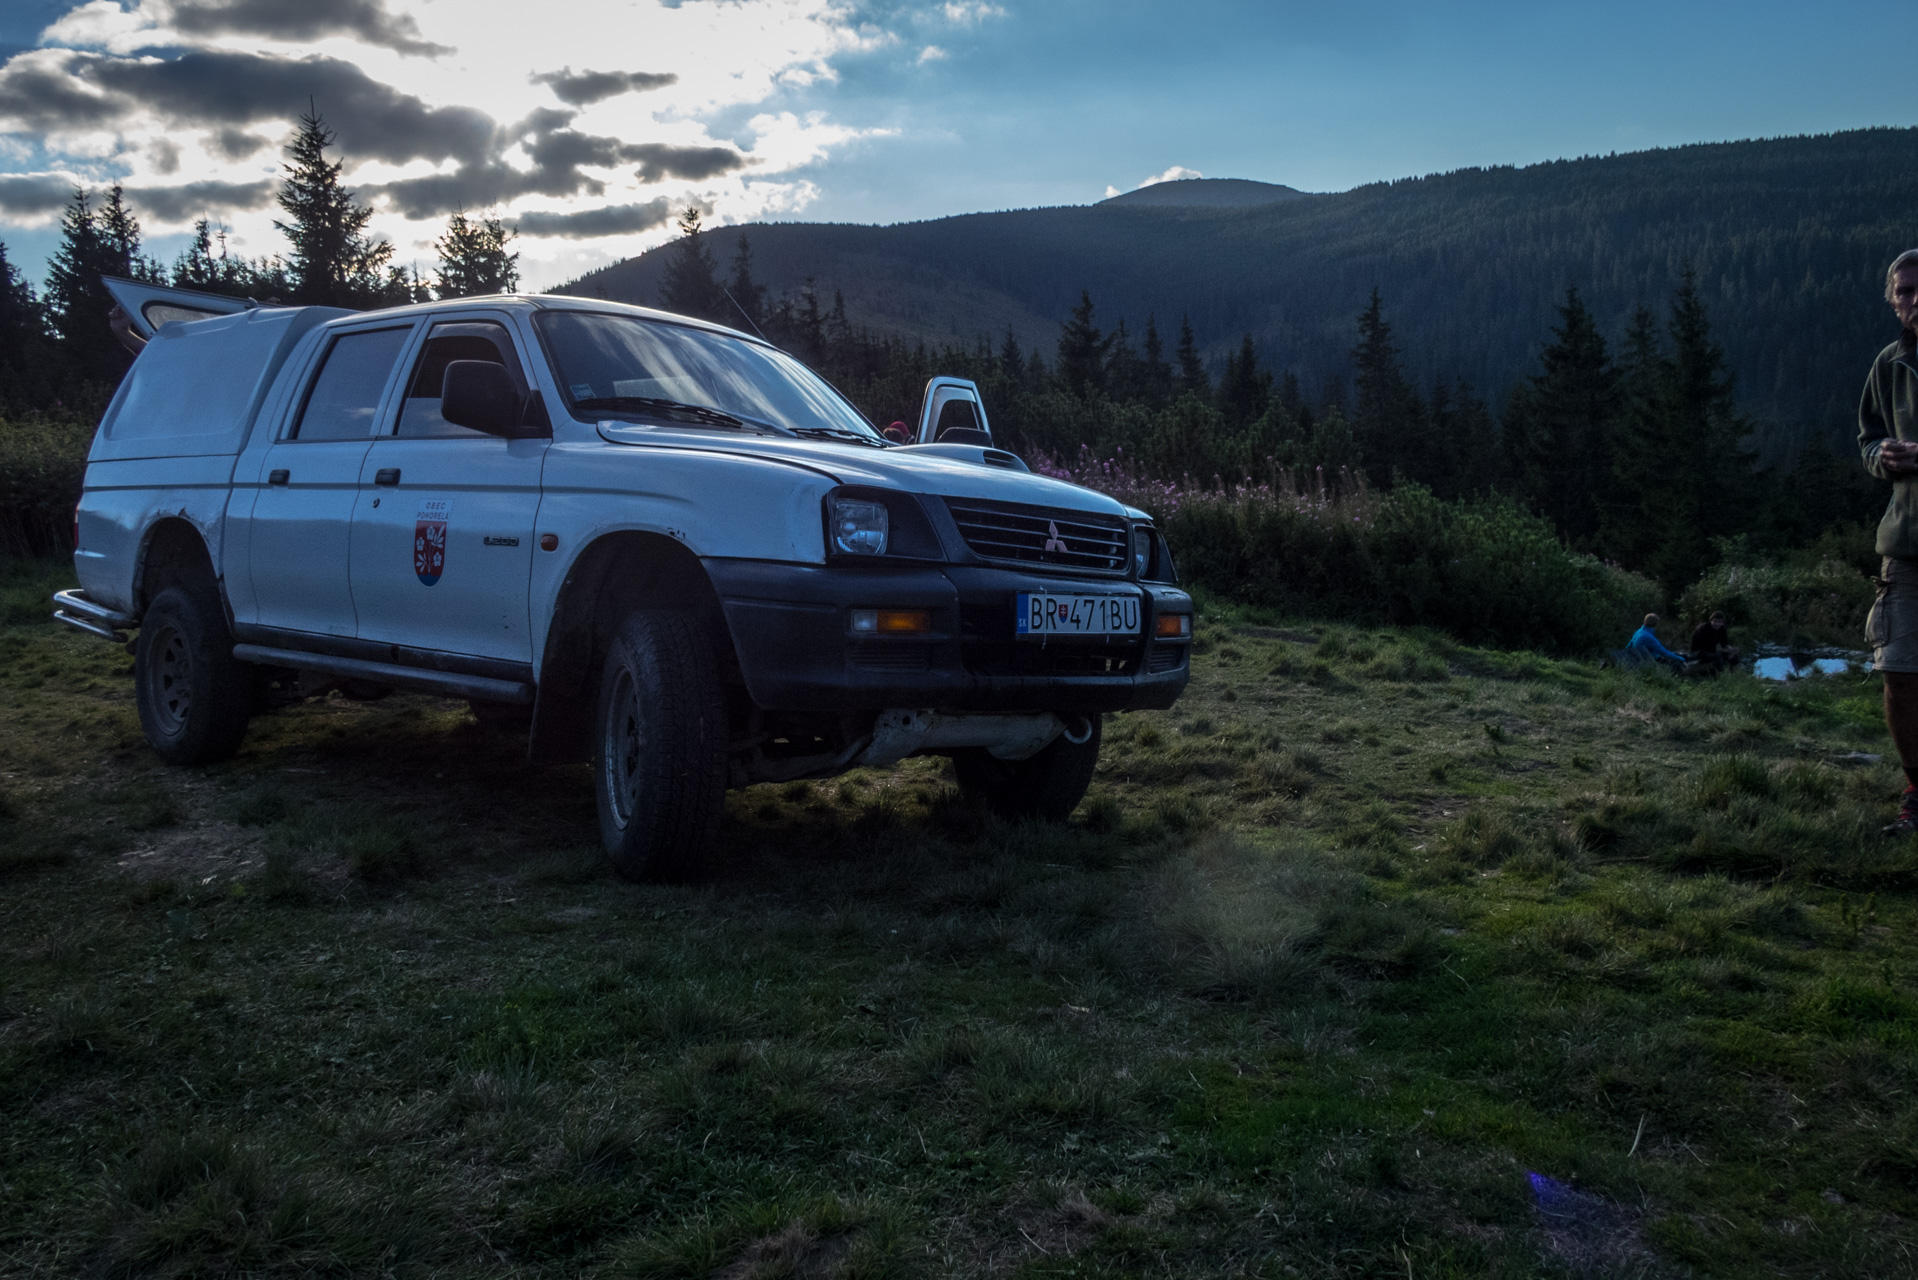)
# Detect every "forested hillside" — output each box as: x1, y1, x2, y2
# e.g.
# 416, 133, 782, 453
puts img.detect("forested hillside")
565, 128, 1918, 447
